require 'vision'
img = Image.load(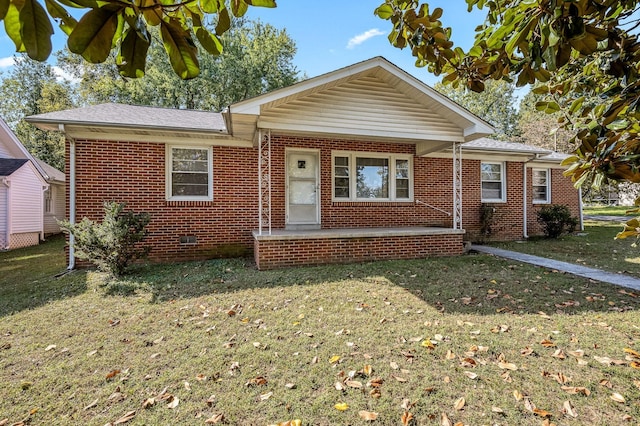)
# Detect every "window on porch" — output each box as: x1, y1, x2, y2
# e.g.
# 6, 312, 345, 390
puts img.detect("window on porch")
333, 152, 412, 202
